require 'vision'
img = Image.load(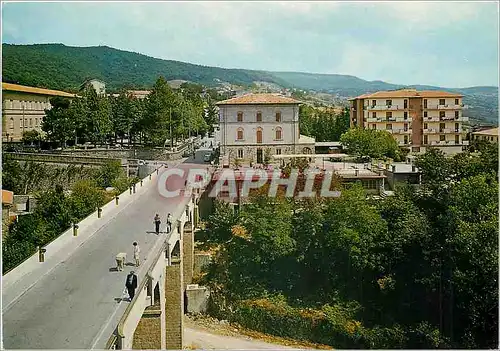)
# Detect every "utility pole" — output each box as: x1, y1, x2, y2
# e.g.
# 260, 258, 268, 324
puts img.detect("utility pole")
170, 107, 173, 149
